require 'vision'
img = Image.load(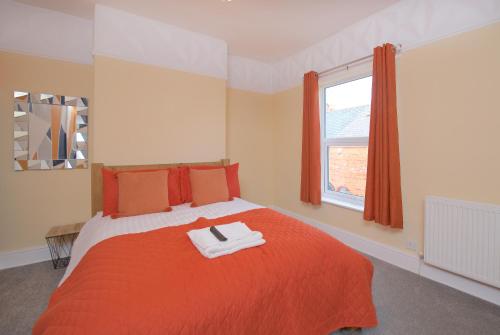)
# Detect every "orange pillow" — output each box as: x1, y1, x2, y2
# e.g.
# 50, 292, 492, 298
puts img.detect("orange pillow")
102, 167, 182, 217
102, 168, 119, 217
113, 170, 171, 218
180, 163, 240, 203
225, 163, 241, 198
189, 168, 231, 207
